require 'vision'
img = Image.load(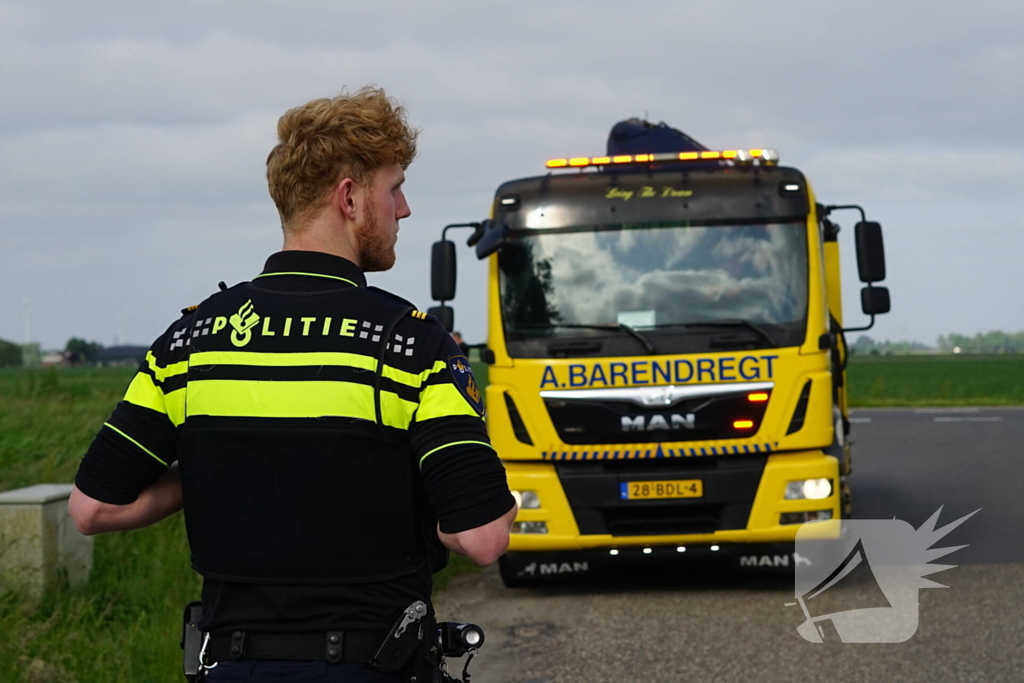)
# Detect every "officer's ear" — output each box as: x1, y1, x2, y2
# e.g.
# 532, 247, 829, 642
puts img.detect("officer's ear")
334, 177, 359, 221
